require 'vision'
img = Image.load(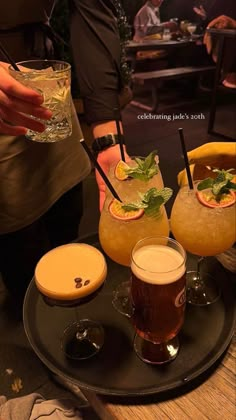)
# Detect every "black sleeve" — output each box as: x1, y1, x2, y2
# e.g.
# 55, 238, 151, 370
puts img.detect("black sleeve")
69, 0, 122, 125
